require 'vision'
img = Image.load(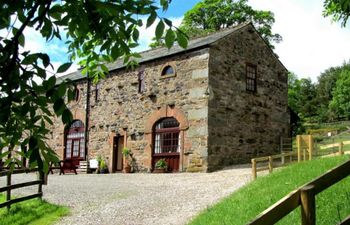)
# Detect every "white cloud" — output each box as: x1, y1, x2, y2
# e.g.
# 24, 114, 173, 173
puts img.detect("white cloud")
249, 0, 350, 82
